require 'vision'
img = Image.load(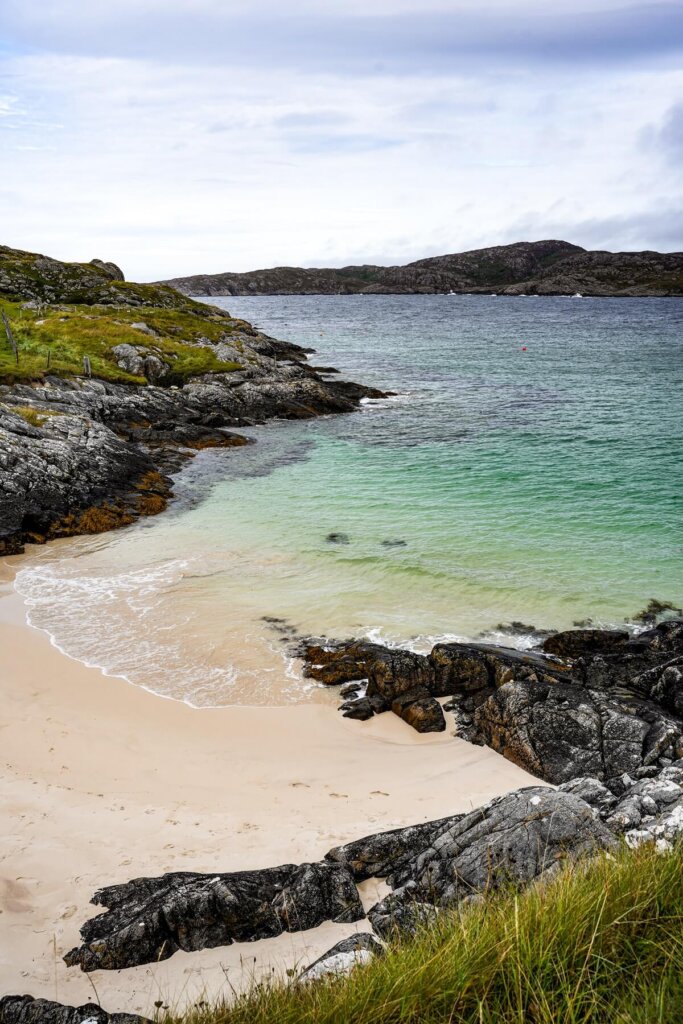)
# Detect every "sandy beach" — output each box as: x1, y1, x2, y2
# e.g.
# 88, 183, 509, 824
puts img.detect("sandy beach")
0, 559, 541, 1017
